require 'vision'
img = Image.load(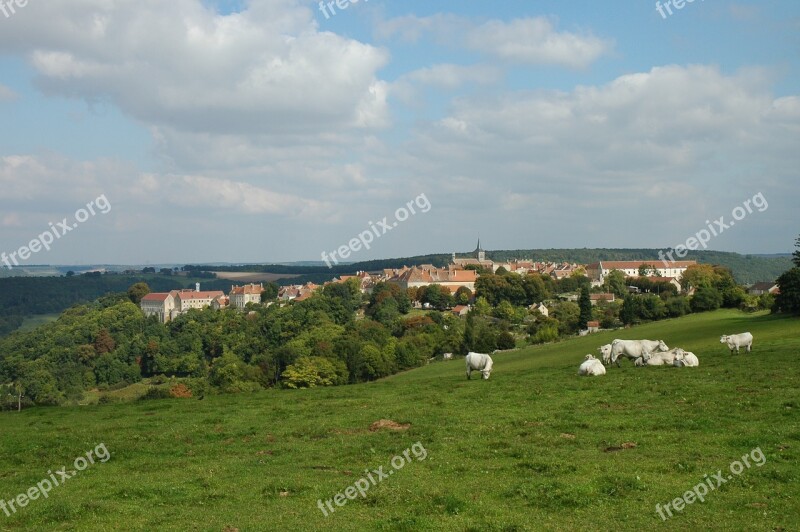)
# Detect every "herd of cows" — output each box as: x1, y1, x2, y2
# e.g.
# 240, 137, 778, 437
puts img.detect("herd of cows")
462, 332, 755, 380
